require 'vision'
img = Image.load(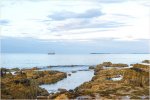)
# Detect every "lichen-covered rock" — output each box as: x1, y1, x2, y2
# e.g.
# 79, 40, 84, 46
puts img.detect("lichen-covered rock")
54, 94, 69, 100
1, 67, 67, 99
1, 75, 49, 99
142, 60, 150, 64
102, 62, 128, 67
110, 64, 128, 67
64, 62, 149, 99
132, 64, 149, 72
36, 71, 67, 85
102, 62, 112, 67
